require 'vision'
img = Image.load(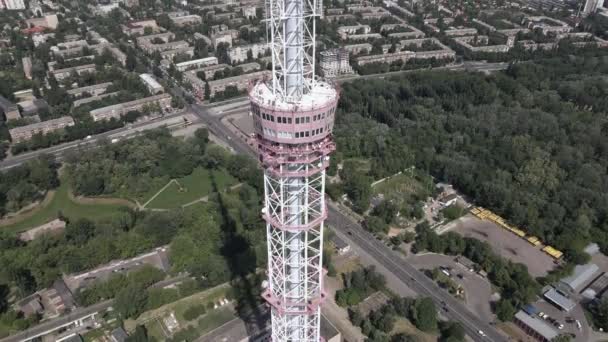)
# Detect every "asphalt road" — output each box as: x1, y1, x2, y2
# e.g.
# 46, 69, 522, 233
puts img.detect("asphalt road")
328, 208, 506, 342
